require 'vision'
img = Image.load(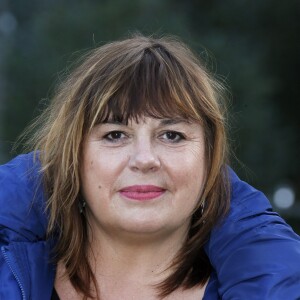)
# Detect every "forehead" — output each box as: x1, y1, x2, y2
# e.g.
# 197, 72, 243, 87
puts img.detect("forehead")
91, 95, 204, 126
98, 117, 204, 136
103, 115, 192, 125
